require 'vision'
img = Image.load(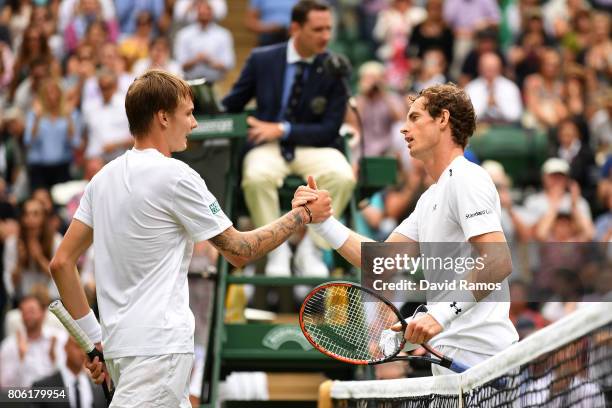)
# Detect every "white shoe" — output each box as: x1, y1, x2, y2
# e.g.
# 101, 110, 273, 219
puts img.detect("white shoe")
265, 242, 292, 277
294, 235, 328, 277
